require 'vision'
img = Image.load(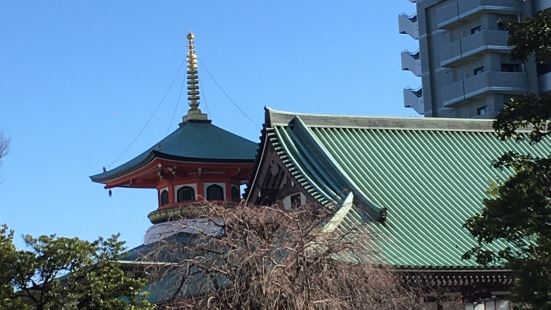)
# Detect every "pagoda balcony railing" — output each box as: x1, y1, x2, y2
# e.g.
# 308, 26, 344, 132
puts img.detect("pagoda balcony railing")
149, 201, 240, 224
